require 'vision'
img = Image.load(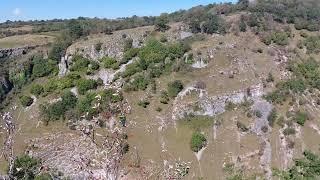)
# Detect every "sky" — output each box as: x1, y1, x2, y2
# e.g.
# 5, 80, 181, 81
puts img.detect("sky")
0, 0, 237, 22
